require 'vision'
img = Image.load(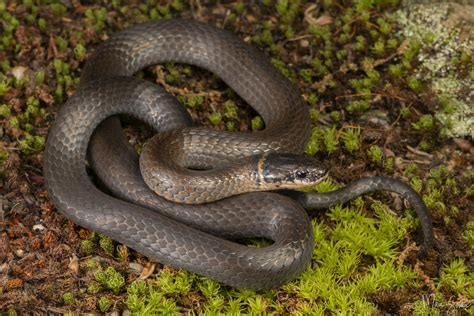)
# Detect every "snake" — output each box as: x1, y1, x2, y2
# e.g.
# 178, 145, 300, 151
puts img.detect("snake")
43, 19, 433, 290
